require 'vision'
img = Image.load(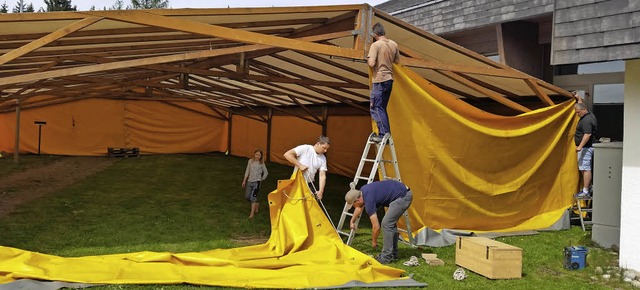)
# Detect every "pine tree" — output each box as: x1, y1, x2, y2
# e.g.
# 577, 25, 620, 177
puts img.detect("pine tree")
13, 1, 34, 12
1, 2, 9, 13
44, 0, 76, 11
130, 0, 169, 9
110, 0, 124, 10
